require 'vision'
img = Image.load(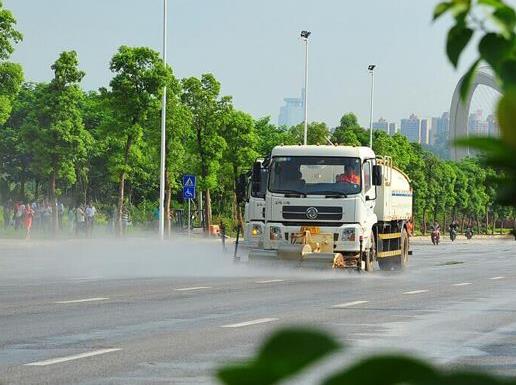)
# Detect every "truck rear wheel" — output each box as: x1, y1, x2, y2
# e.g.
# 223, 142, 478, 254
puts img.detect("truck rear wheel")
378, 229, 409, 271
